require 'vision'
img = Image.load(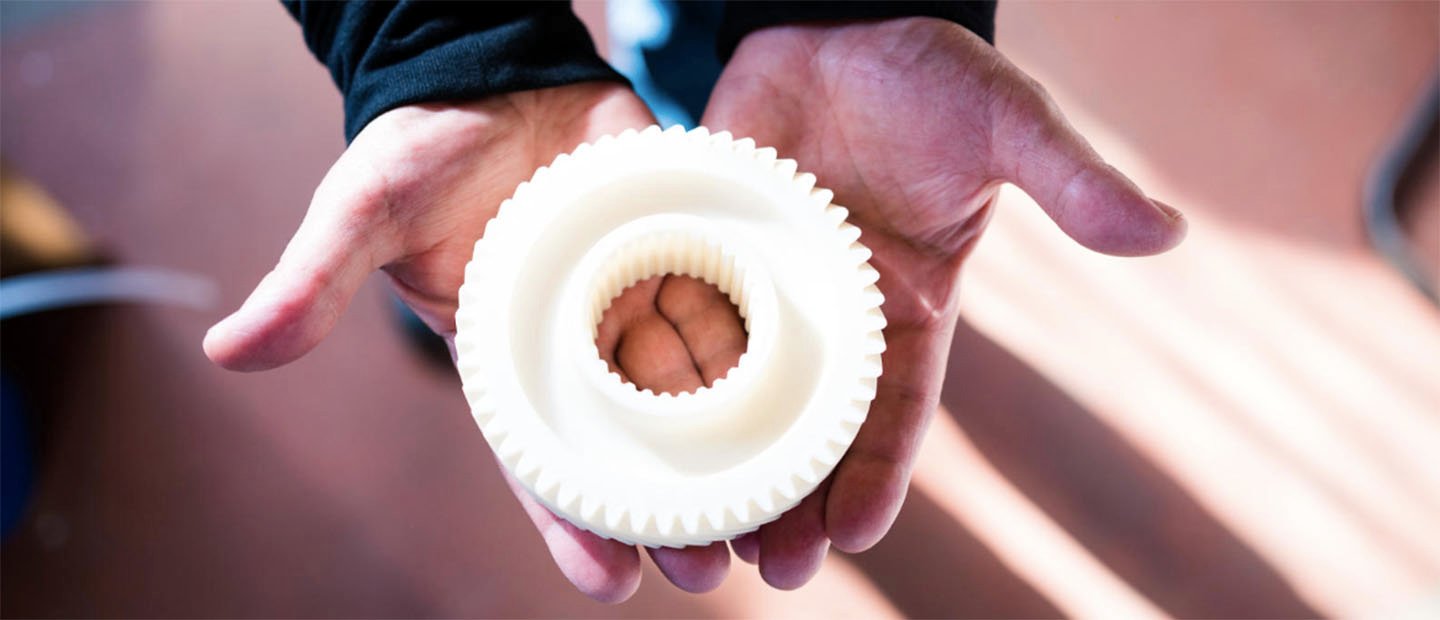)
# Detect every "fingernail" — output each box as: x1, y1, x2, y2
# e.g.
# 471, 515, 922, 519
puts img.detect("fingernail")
1152, 198, 1185, 222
